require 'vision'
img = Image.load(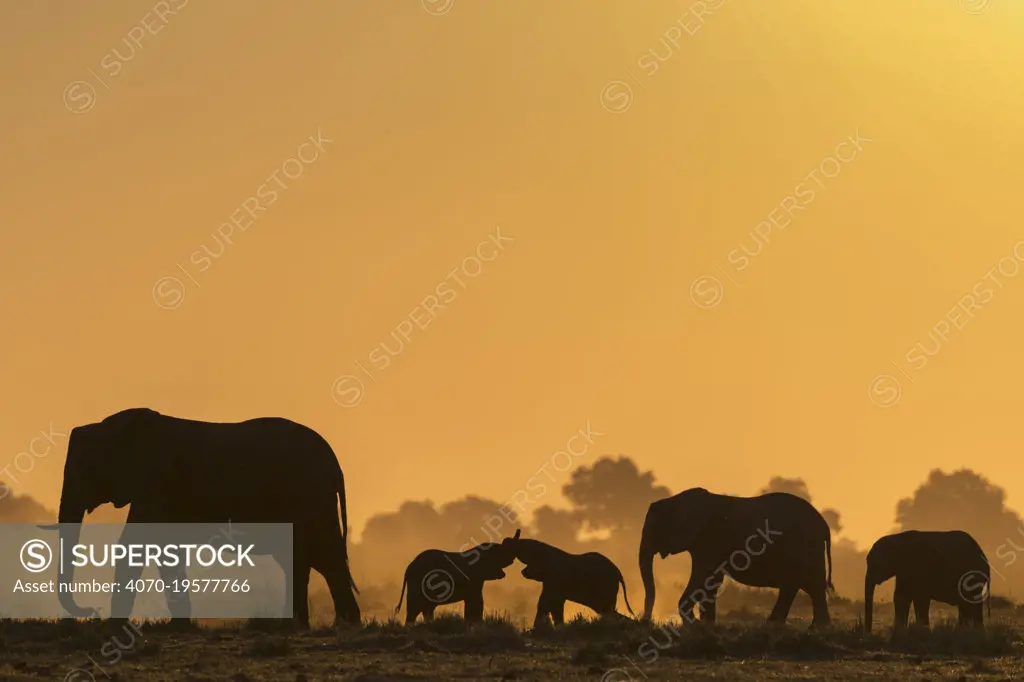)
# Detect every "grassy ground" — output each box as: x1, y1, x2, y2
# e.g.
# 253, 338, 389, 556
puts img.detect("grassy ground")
1, 611, 1022, 681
